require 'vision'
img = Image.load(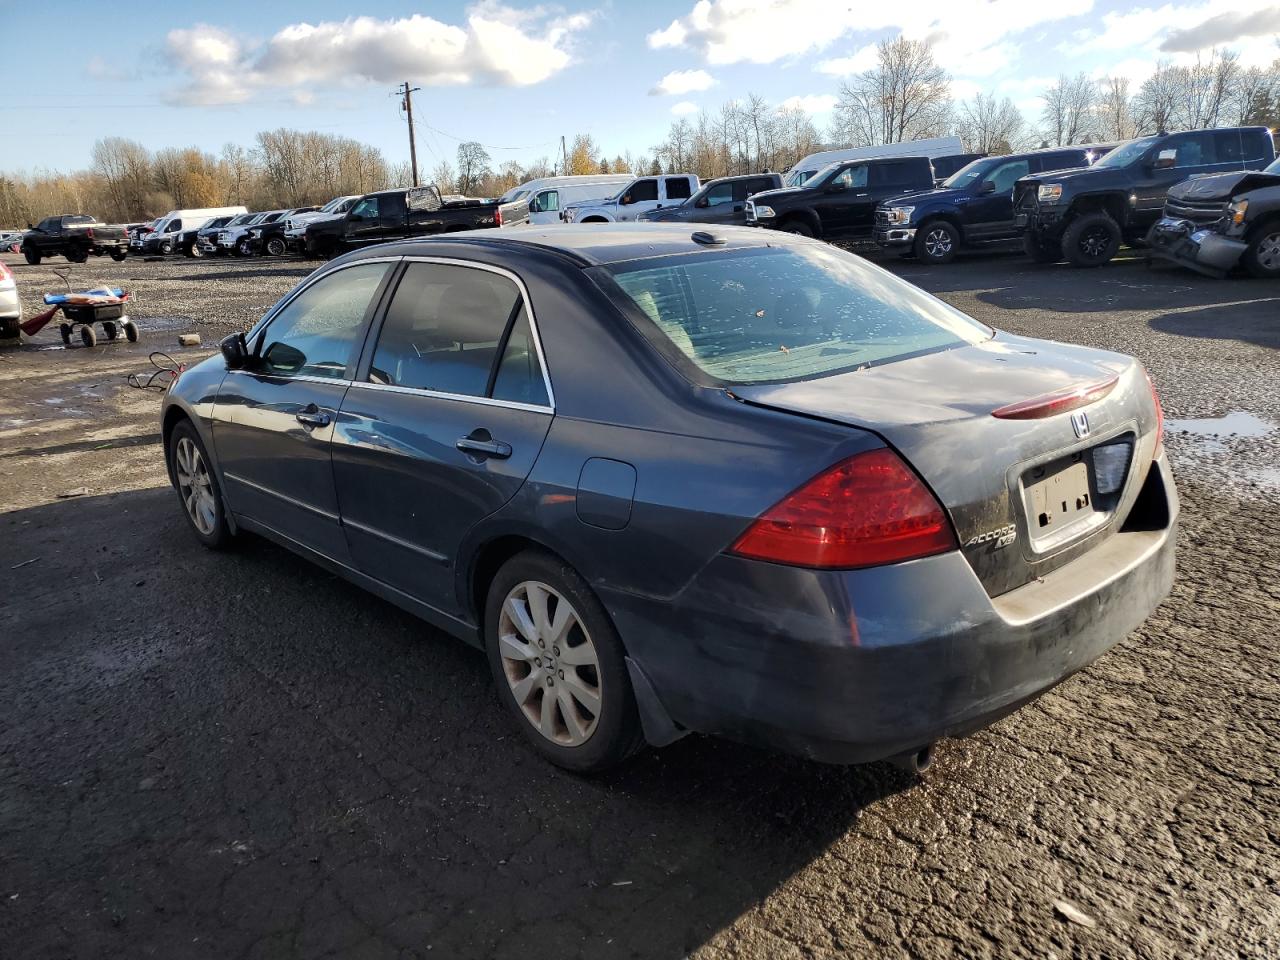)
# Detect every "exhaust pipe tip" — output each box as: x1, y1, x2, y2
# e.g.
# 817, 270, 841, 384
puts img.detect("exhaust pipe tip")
888, 742, 936, 775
